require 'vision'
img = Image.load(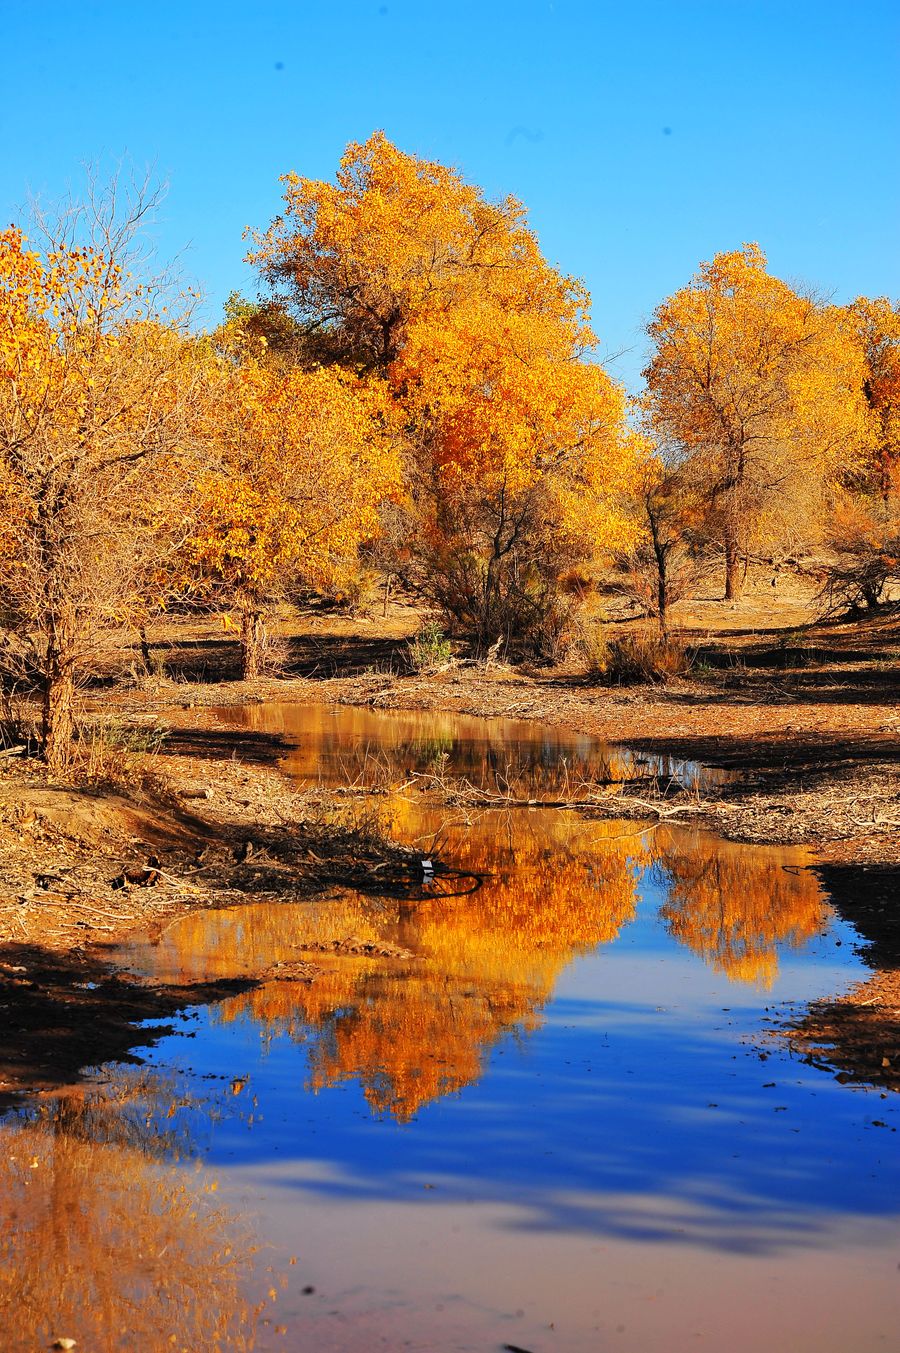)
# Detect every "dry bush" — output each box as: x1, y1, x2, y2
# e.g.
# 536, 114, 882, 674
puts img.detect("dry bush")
413, 483, 592, 660
0, 687, 38, 752
245, 623, 293, 678
548, 591, 610, 673
606, 536, 706, 625
64, 715, 170, 794
598, 627, 691, 685
818, 498, 900, 615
